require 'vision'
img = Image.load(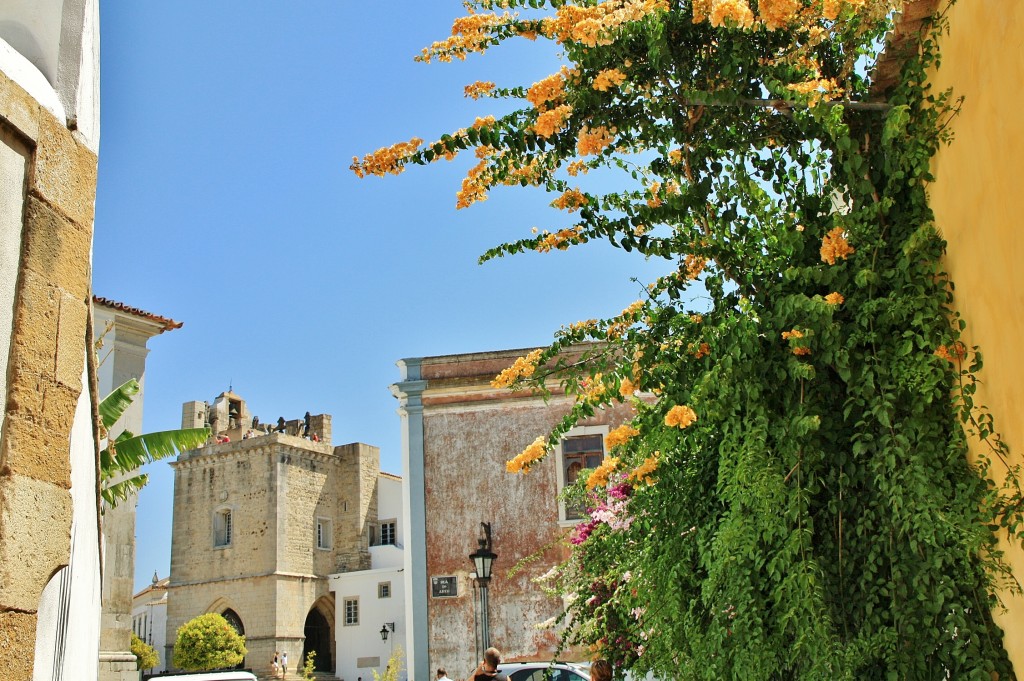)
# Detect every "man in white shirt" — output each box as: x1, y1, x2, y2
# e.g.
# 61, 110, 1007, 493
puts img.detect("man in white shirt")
437, 668, 453, 681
